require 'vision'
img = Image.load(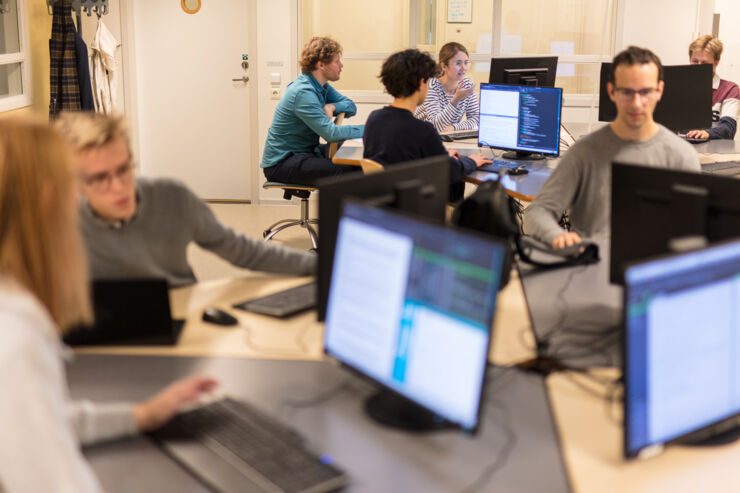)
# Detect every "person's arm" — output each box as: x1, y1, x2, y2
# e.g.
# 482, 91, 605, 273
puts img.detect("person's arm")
423, 128, 477, 182
294, 90, 363, 142
707, 116, 737, 140
452, 79, 479, 131
185, 187, 317, 276
417, 79, 466, 133
0, 323, 103, 493
324, 84, 357, 118
522, 156, 581, 245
